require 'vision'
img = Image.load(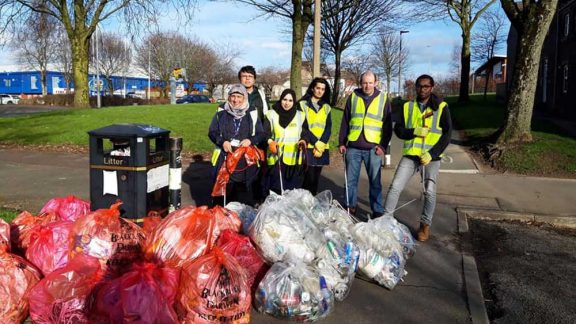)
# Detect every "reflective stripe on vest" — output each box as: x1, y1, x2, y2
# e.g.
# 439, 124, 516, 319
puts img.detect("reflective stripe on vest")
402, 101, 446, 156
347, 92, 387, 144
211, 109, 259, 166
266, 109, 304, 166
300, 101, 331, 149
